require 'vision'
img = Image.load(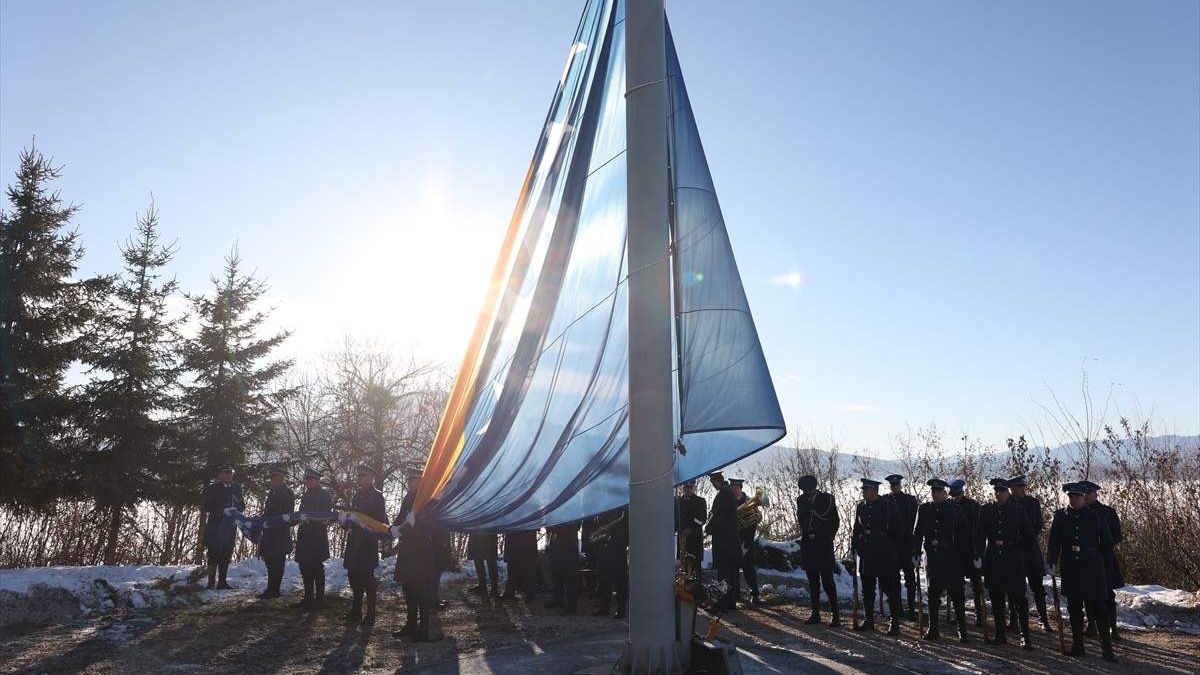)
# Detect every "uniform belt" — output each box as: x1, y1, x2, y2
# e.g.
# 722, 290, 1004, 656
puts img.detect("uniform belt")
929, 539, 939, 546
1070, 545, 1097, 552
991, 540, 1012, 546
